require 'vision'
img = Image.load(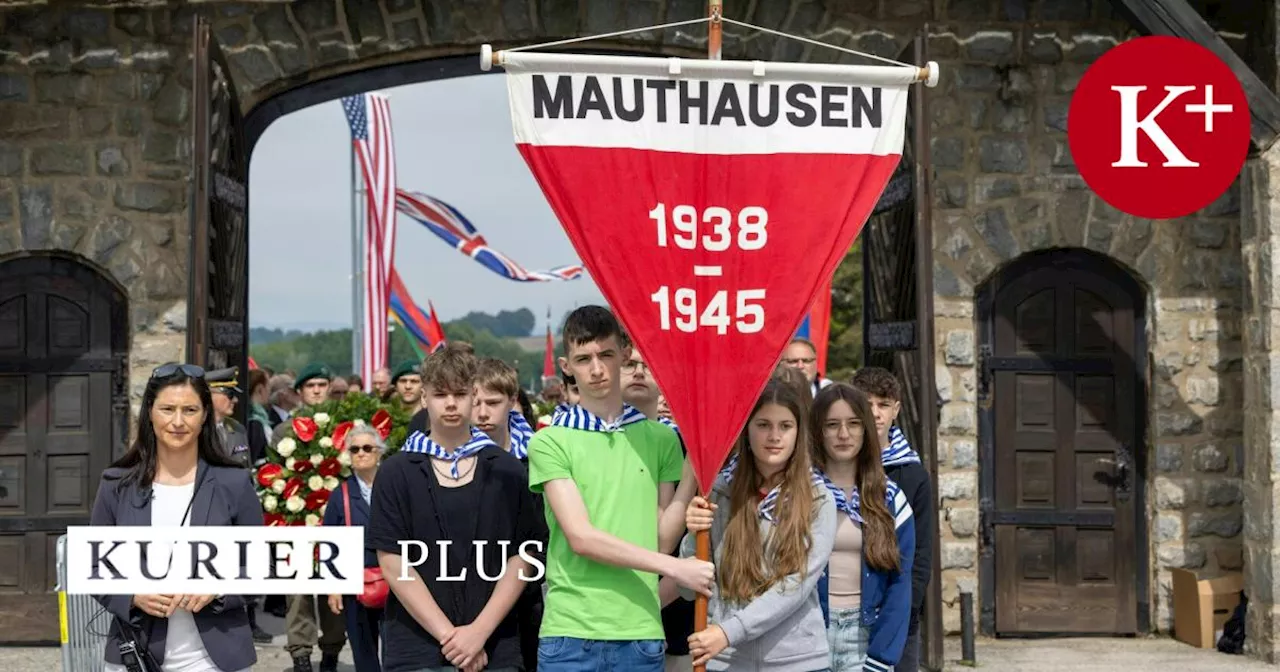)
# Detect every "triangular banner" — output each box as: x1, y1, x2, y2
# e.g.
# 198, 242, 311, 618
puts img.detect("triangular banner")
499, 50, 920, 491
